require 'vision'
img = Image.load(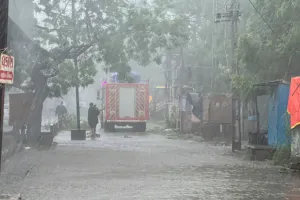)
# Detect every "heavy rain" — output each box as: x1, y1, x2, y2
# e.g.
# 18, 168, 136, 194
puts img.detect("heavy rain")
1, 0, 300, 199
